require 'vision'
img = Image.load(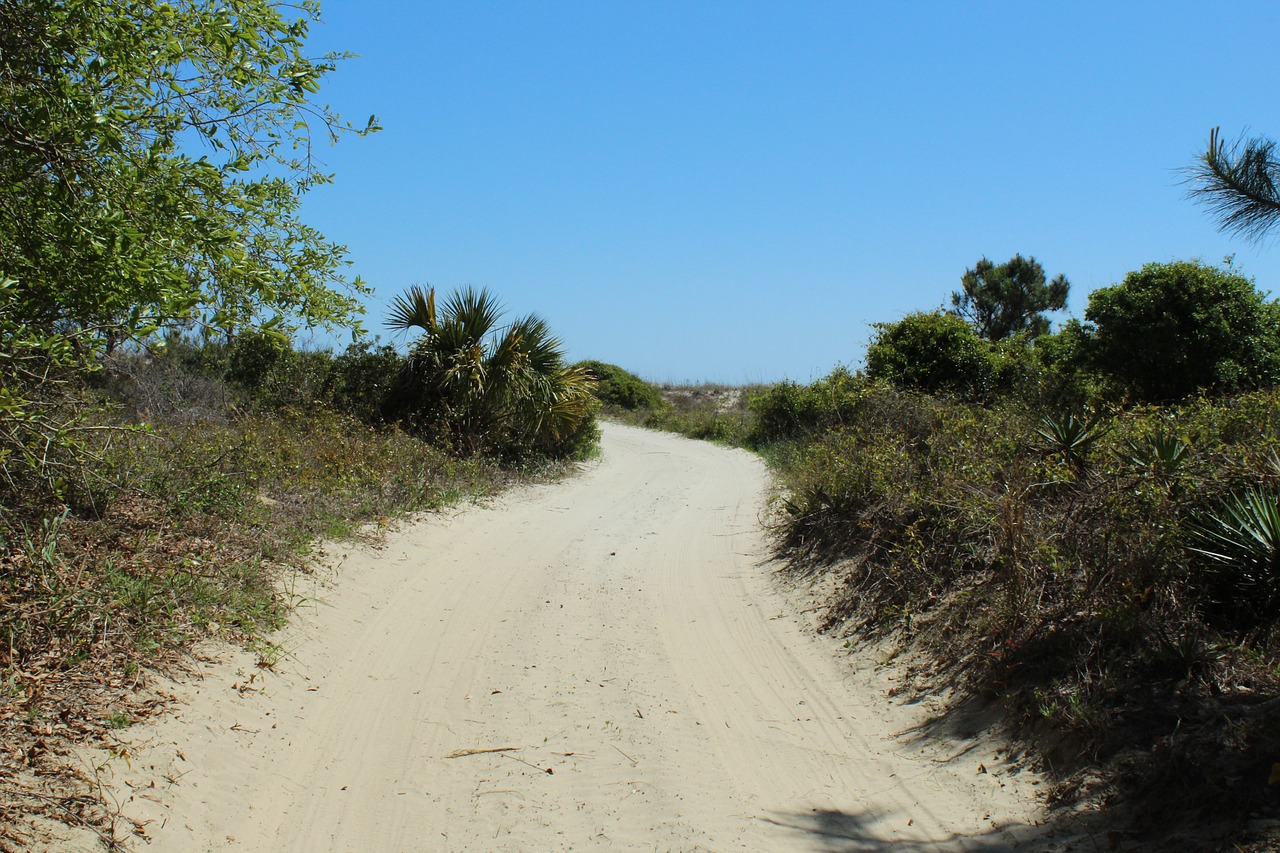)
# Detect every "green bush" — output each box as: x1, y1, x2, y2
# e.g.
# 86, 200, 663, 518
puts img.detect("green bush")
747, 367, 864, 445
386, 286, 598, 460
575, 361, 664, 410
326, 341, 405, 426
1085, 260, 1280, 401
864, 310, 996, 399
